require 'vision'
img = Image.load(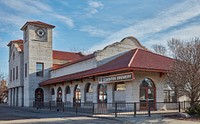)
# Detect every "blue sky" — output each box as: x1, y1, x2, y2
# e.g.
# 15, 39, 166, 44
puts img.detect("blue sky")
0, 0, 200, 75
